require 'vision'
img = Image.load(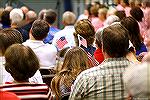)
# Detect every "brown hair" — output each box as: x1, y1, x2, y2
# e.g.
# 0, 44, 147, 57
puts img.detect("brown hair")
51, 47, 89, 98
102, 23, 129, 57
31, 20, 49, 40
5, 44, 39, 82
0, 28, 23, 55
74, 19, 95, 46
